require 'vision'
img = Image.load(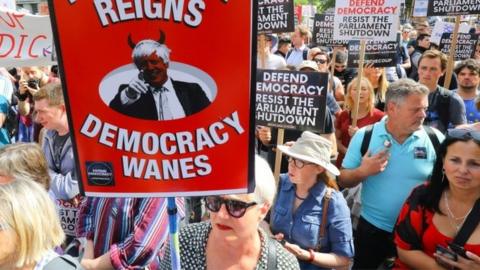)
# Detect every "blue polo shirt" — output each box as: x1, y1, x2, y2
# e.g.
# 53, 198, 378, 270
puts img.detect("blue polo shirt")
342, 117, 444, 232
271, 174, 354, 270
